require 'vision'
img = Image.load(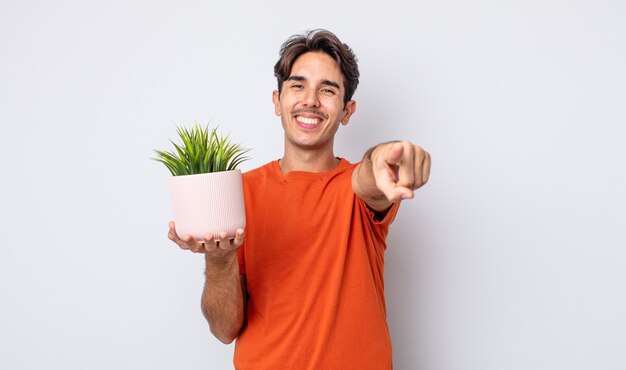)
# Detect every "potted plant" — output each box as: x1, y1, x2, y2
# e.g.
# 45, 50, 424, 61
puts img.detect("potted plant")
153, 124, 250, 241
